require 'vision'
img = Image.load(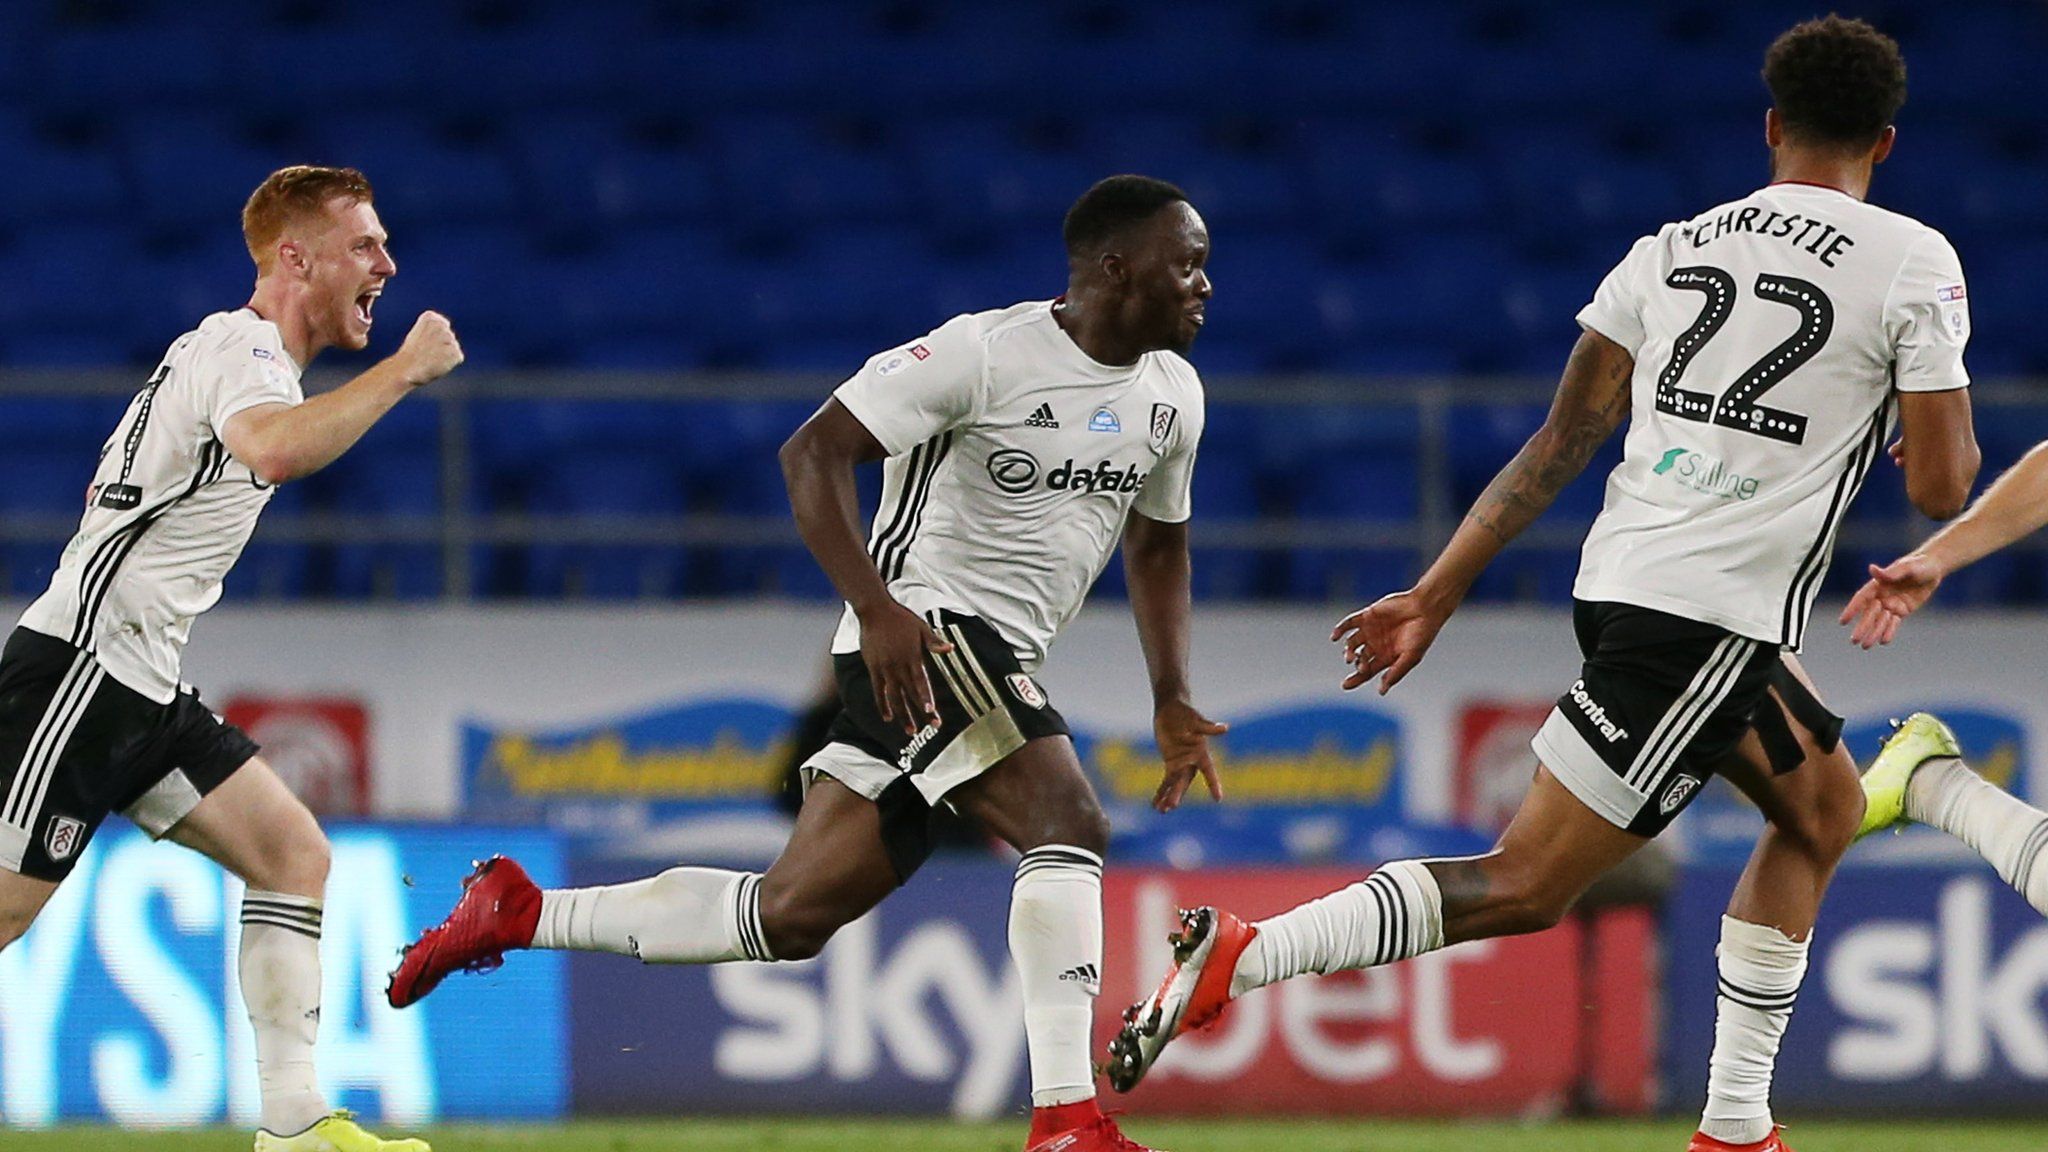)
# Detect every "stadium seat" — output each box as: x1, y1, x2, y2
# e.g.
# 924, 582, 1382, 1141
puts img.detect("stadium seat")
1, 0, 2046, 609
0, 114, 127, 230
122, 113, 286, 239
312, 117, 521, 226
313, 401, 445, 600
36, 28, 228, 114
224, 481, 315, 601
